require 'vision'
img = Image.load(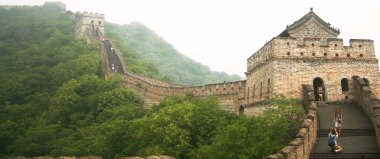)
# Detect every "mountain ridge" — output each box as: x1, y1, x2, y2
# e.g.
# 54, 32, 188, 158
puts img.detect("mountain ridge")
105, 21, 242, 85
